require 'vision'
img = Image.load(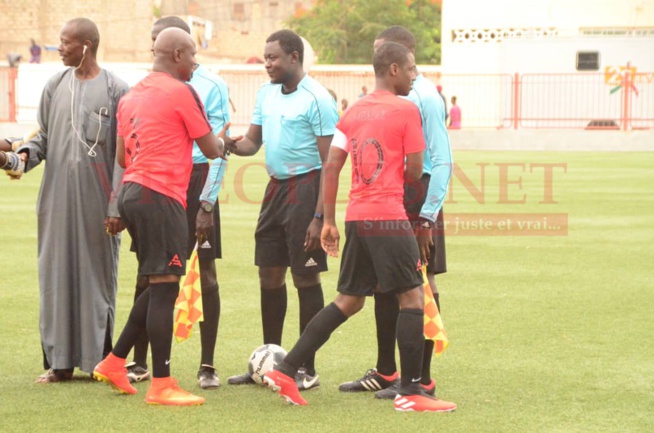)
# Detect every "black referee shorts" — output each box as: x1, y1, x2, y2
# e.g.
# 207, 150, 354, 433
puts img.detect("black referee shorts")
255, 170, 327, 275
337, 220, 424, 296
186, 163, 222, 260
118, 182, 188, 277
